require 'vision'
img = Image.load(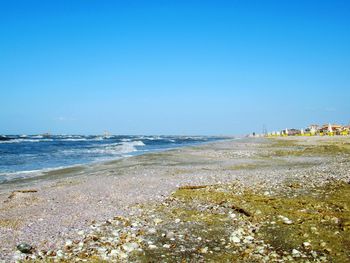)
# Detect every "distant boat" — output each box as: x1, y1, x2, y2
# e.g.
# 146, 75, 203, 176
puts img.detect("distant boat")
103, 131, 112, 139
41, 133, 51, 138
